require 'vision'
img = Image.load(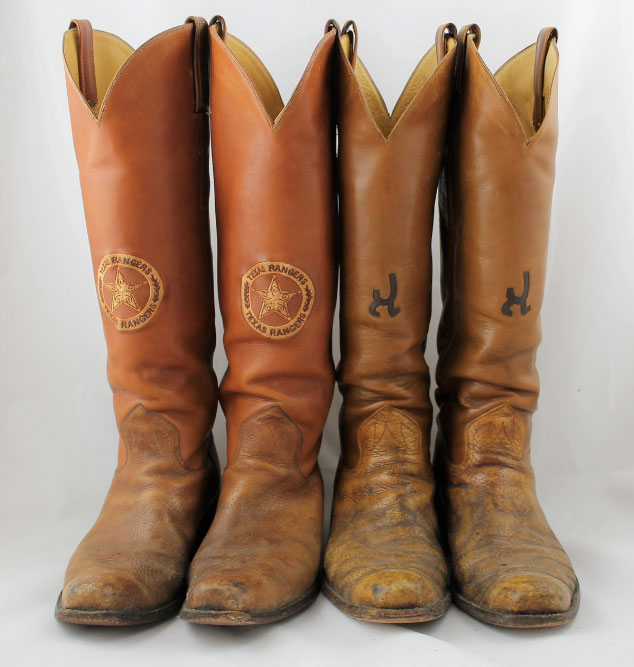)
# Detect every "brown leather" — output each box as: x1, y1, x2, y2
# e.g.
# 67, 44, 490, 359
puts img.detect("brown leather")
182, 19, 337, 621
185, 16, 211, 114
322, 24, 456, 621
435, 26, 579, 625
58, 19, 219, 623
69, 19, 98, 107
533, 27, 559, 131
